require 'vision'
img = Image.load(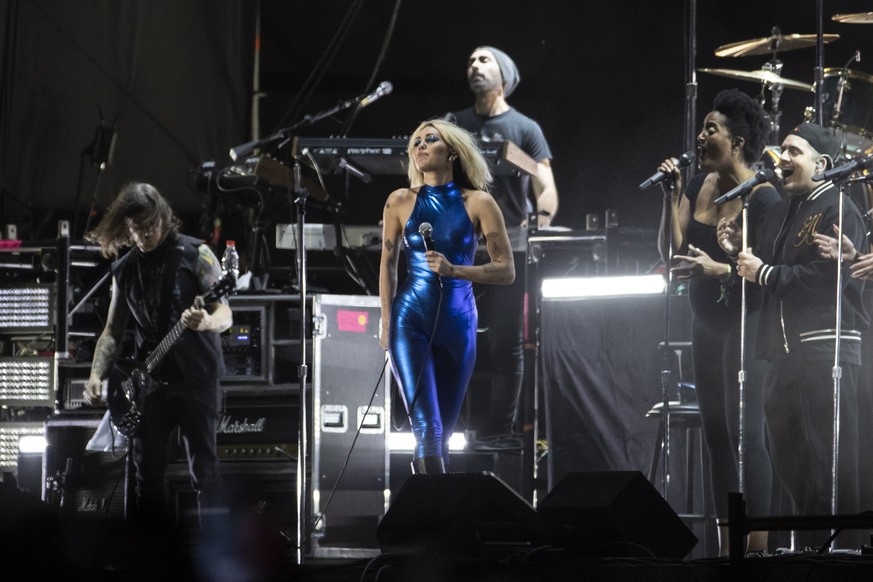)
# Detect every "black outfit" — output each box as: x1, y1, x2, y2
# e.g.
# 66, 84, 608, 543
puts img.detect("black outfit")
451, 106, 552, 434
684, 173, 779, 519
111, 233, 225, 519
753, 182, 869, 547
